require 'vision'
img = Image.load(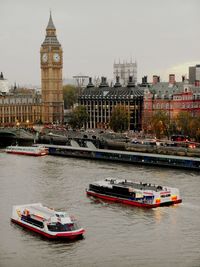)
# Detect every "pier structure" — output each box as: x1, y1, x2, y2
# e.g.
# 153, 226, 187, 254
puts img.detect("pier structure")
44, 144, 200, 170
